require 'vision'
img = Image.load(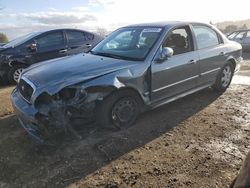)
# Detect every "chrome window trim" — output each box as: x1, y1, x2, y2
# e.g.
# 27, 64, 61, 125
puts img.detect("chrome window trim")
153, 75, 199, 93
